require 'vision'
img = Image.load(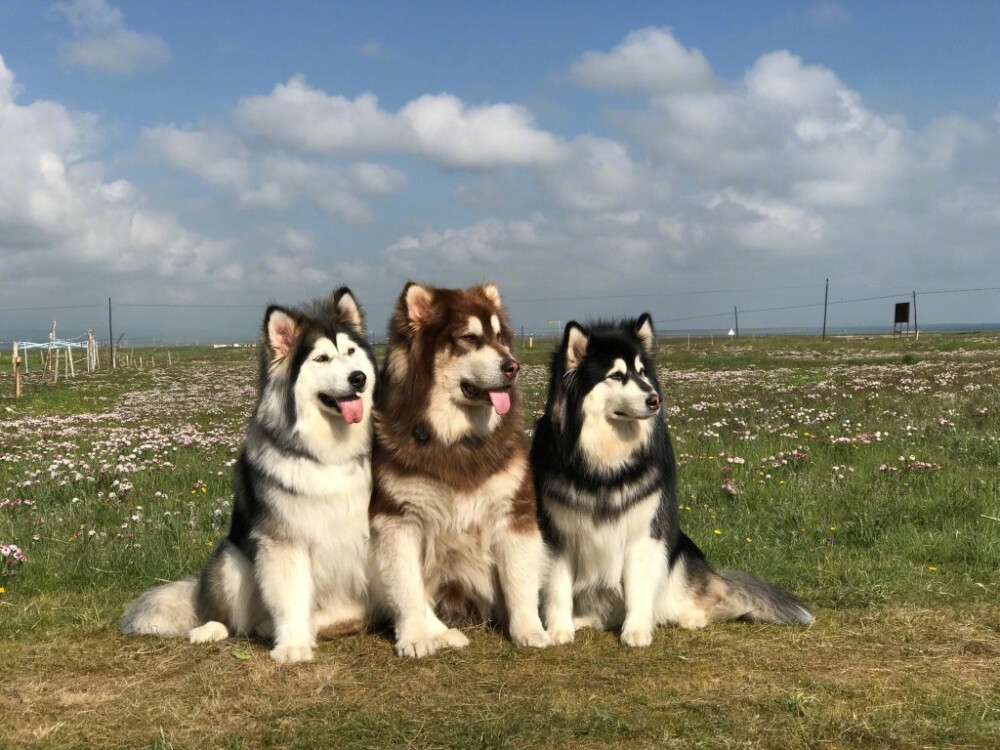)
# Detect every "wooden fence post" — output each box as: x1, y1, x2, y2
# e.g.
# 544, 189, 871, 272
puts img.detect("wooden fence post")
13, 342, 22, 398
47, 321, 56, 386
